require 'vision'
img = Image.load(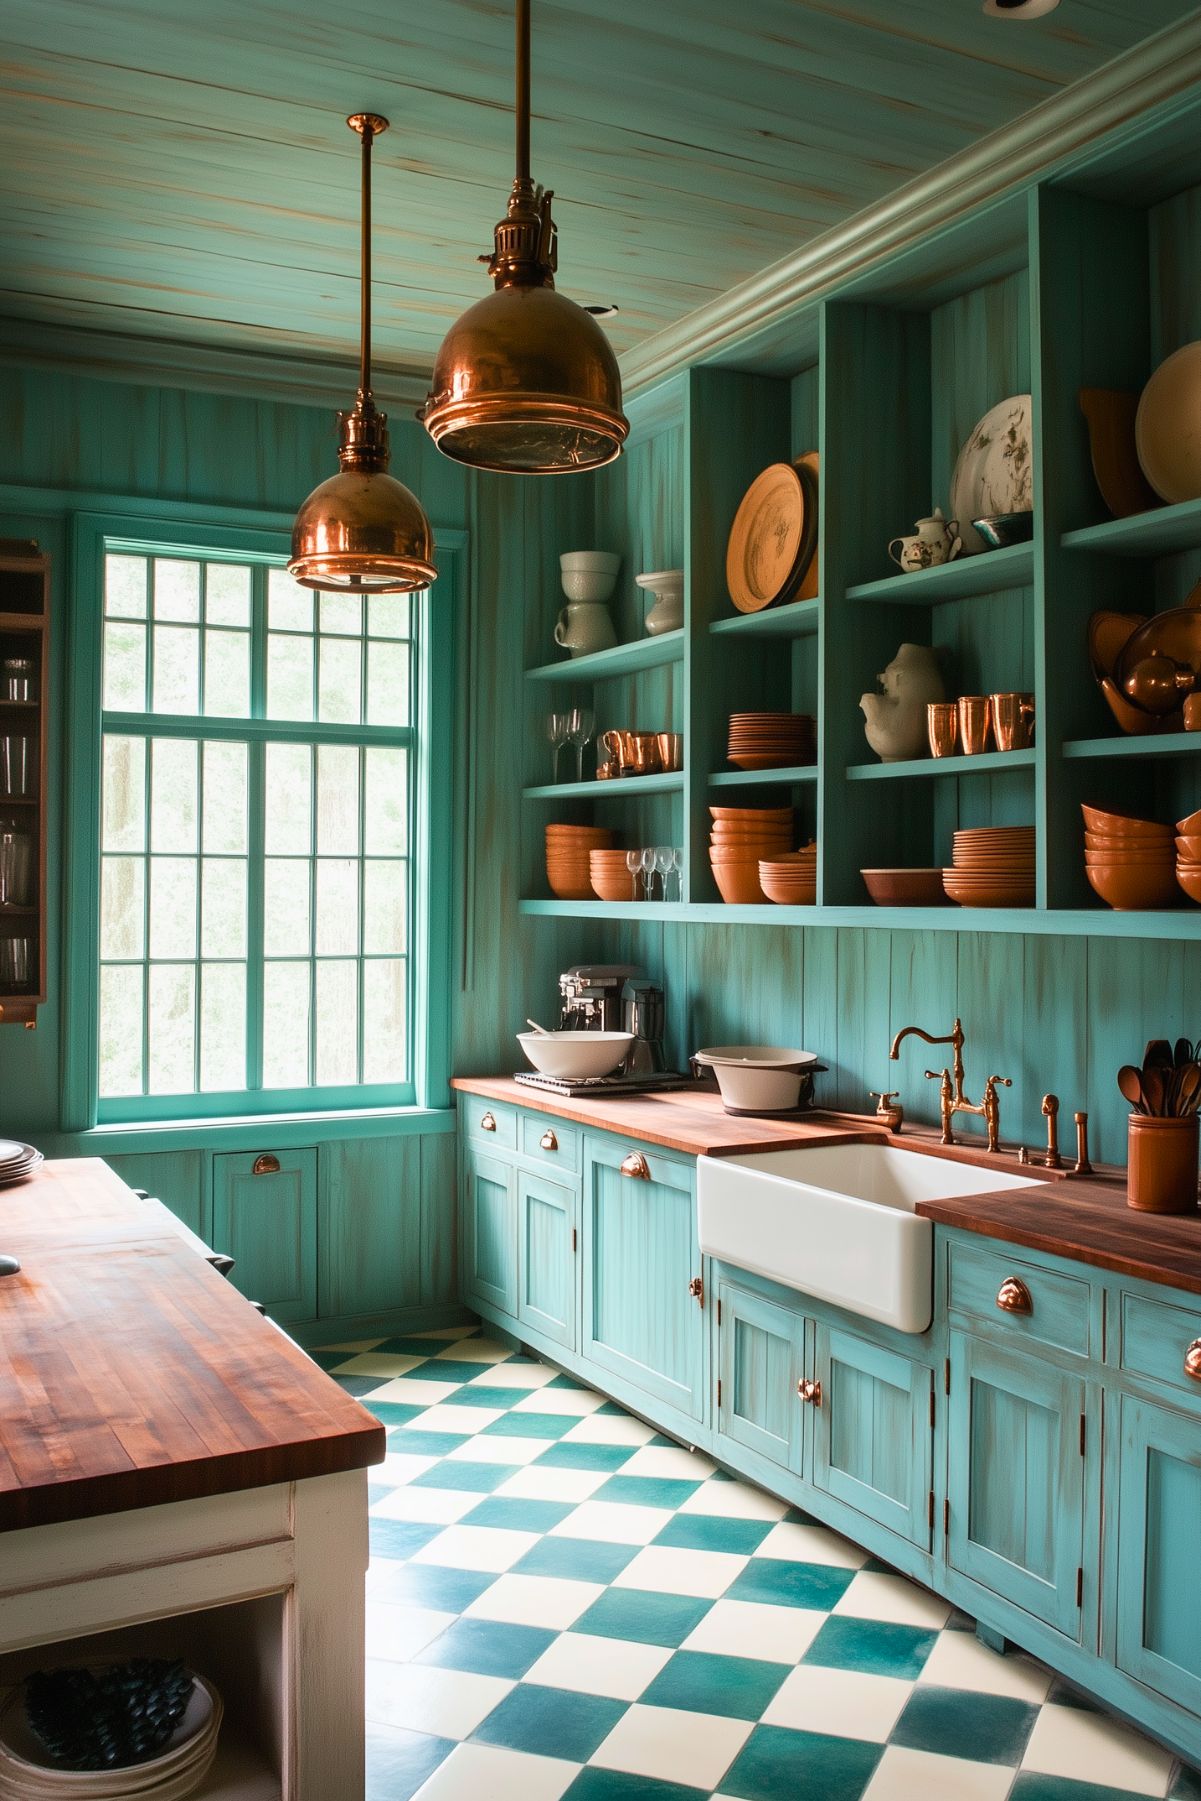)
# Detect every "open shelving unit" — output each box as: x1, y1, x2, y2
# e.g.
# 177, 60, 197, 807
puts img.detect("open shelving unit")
0, 538, 49, 1023
516, 104, 1201, 943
